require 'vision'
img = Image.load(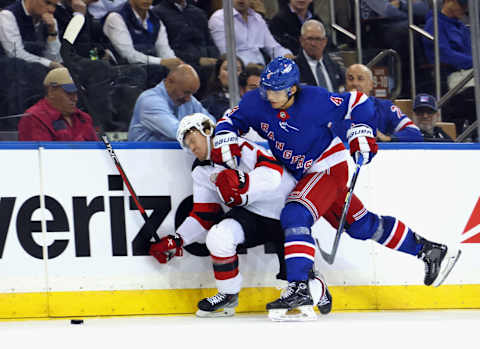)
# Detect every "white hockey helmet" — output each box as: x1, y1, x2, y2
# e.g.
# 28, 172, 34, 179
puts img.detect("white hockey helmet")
176, 113, 215, 150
